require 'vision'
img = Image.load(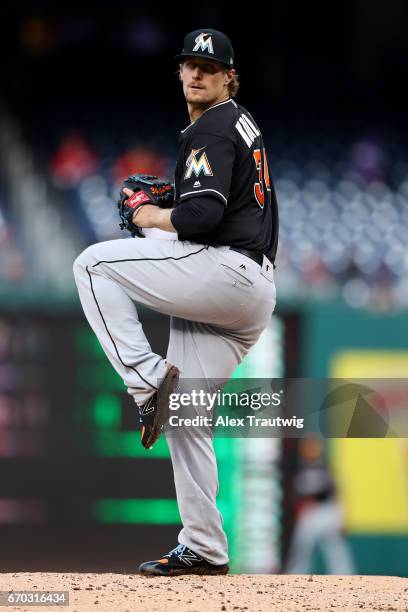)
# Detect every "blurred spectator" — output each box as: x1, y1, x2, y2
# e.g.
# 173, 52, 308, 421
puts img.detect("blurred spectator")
50, 133, 99, 188
112, 146, 170, 183
285, 437, 355, 575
